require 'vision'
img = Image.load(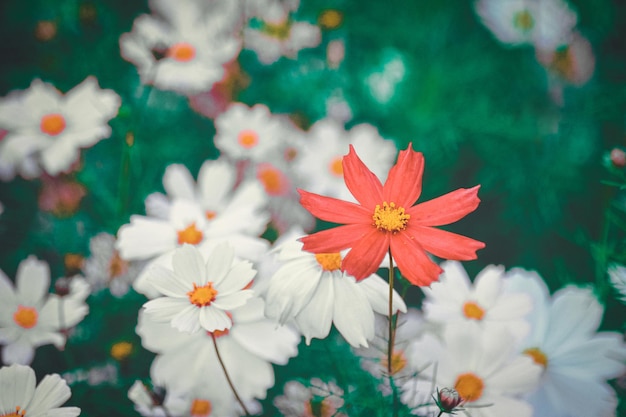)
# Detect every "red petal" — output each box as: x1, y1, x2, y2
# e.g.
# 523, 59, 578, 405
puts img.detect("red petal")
410, 225, 485, 260
301, 224, 371, 253
298, 189, 371, 224
341, 228, 389, 281
342, 145, 383, 209
390, 232, 443, 286
407, 186, 481, 226
383, 143, 424, 207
